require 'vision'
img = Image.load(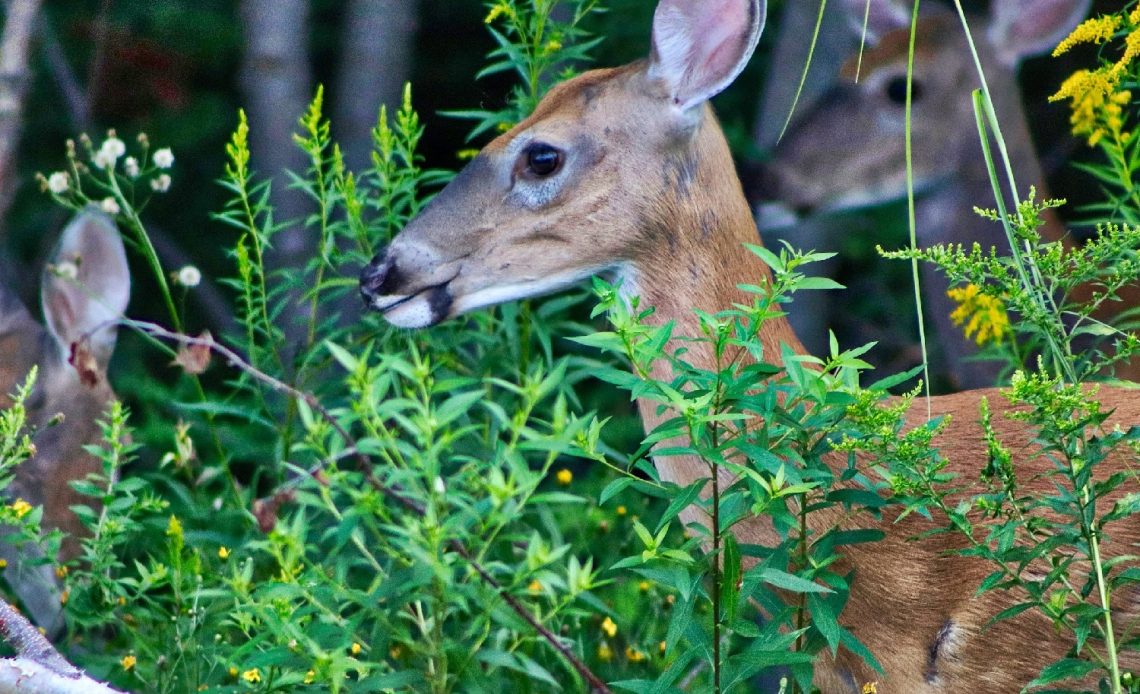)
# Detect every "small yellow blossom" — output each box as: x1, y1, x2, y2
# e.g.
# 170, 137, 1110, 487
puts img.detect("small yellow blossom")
638, 580, 651, 593
118, 596, 126, 606
626, 646, 645, 662
615, 505, 627, 516
166, 515, 183, 540
228, 666, 239, 678
0, 559, 7, 569
484, 1, 514, 24
597, 642, 613, 661
1053, 15, 1122, 56
496, 121, 513, 133
304, 670, 316, 684
390, 644, 404, 659
862, 683, 879, 694
218, 546, 230, 560
1131, 7, 1140, 25
121, 654, 137, 671
555, 468, 573, 485
543, 39, 563, 54
658, 640, 667, 655
601, 616, 617, 638
457, 148, 481, 161
351, 642, 362, 655
9, 499, 32, 519
241, 668, 262, 684
528, 579, 543, 594
947, 284, 1011, 346
60, 590, 69, 605
55, 566, 68, 579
